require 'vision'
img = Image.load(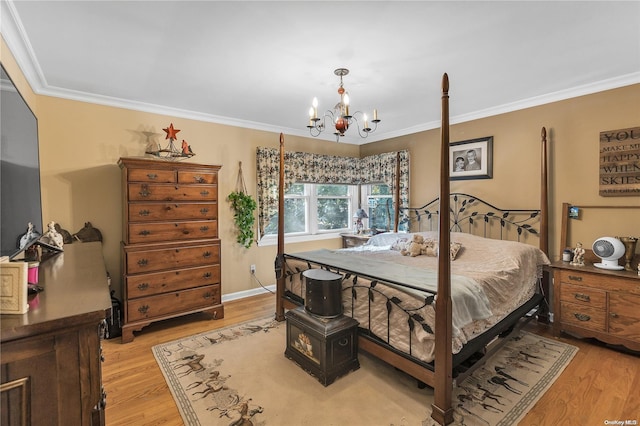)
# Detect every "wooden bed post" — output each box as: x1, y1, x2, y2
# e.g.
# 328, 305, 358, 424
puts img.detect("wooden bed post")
540, 127, 549, 256
560, 202, 571, 254
538, 127, 551, 323
275, 133, 286, 321
393, 152, 401, 232
431, 73, 454, 425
